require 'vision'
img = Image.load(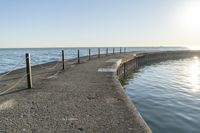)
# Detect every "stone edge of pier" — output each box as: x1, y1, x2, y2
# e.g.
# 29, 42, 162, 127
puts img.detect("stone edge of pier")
112, 50, 200, 133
